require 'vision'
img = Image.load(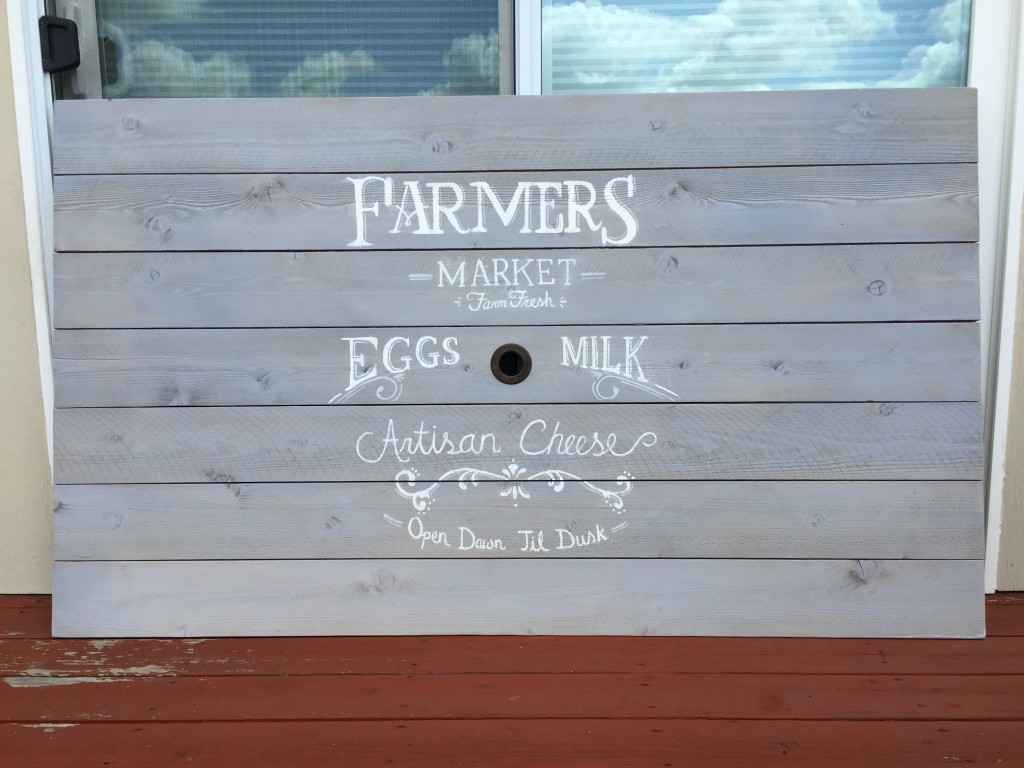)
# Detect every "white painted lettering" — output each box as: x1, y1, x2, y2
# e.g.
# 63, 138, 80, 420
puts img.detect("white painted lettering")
343, 336, 378, 392
601, 174, 638, 246
512, 259, 535, 287
557, 258, 577, 287
348, 175, 394, 248
390, 181, 435, 235
415, 336, 440, 368
352, 176, 638, 246
518, 419, 657, 458
492, 258, 511, 286
472, 260, 492, 287
408, 516, 450, 550
556, 525, 608, 550
560, 335, 649, 383
471, 181, 530, 232
441, 337, 460, 365
382, 337, 412, 374
356, 419, 501, 464
428, 182, 470, 235
535, 182, 564, 234
438, 260, 466, 288
623, 336, 648, 382
600, 336, 621, 374
459, 526, 506, 551
536, 258, 554, 286
518, 529, 550, 553
562, 336, 588, 368
564, 180, 602, 235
